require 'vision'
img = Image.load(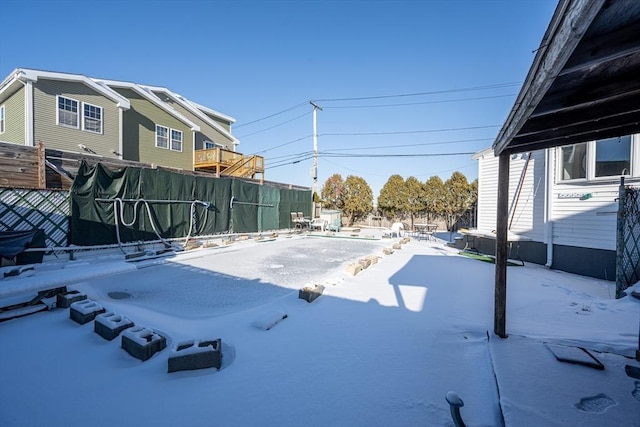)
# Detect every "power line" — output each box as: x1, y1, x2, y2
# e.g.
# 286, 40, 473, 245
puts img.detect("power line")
325, 137, 494, 152
315, 82, 522, 102
234, 102, 308, 128
320, 124, 501, 137
254, 134, 312, 155
237, 111, 311, 138
323, 94, 516, 109
320, 152, 476, 158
